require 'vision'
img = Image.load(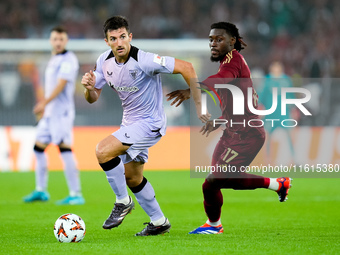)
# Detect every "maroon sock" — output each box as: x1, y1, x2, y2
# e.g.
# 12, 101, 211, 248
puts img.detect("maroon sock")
221, 173, 270, 190
202, 180, 223, 223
